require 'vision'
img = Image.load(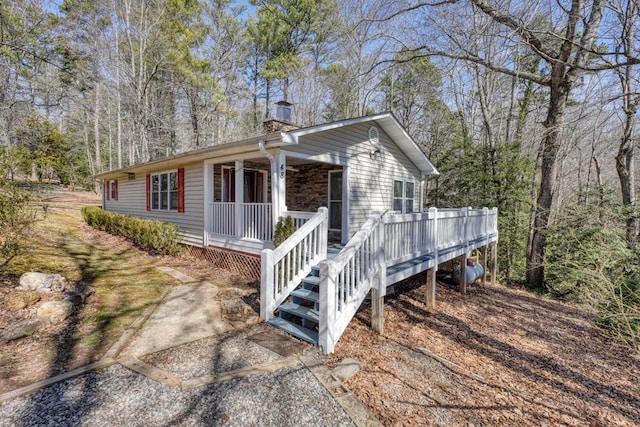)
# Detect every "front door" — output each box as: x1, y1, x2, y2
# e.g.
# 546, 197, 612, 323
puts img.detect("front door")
222, 167, 265, 203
